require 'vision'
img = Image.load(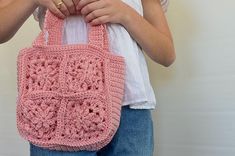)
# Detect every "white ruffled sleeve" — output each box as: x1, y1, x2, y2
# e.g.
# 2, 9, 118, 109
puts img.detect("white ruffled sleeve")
160, 0, 169, 13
